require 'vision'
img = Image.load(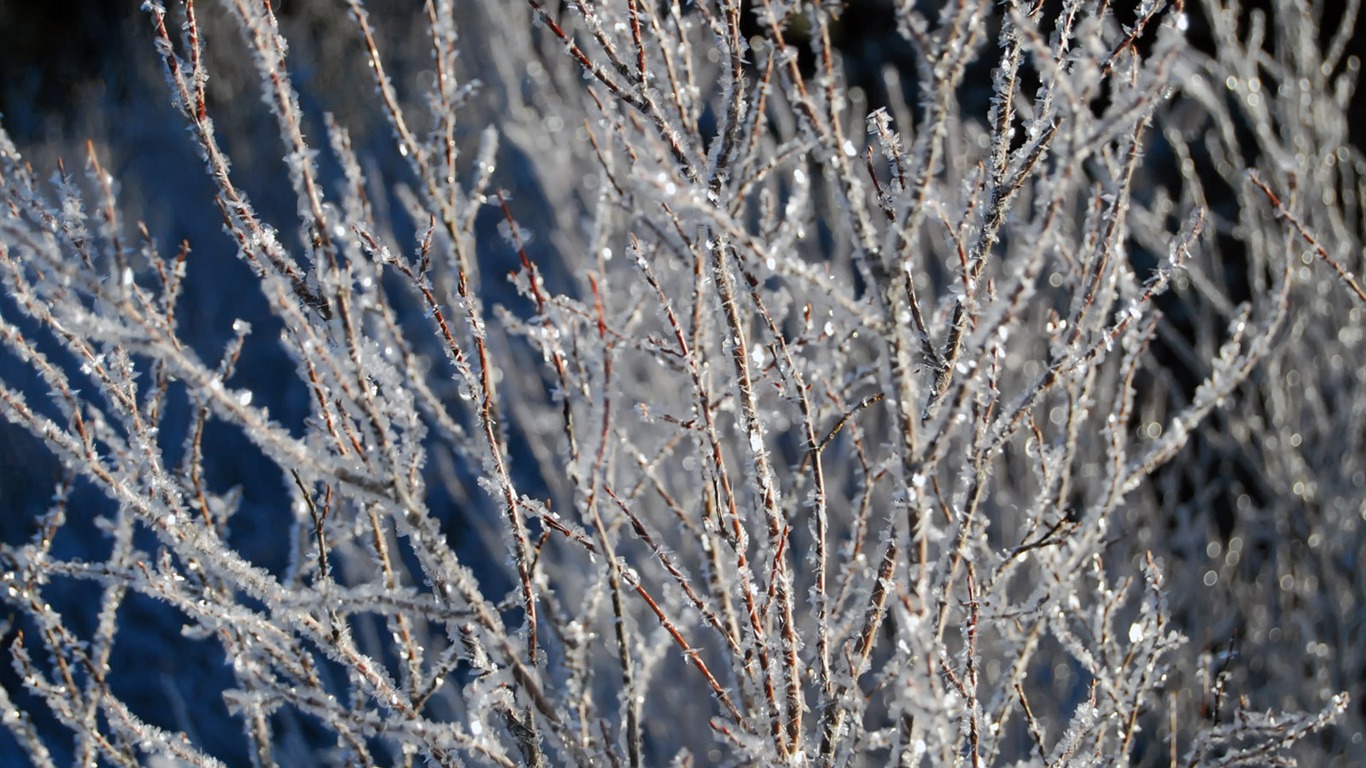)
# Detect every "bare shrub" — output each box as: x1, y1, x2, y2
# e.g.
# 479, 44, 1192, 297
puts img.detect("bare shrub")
0, 0, 1357, 765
